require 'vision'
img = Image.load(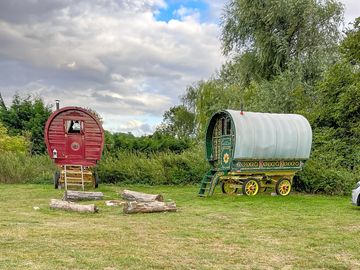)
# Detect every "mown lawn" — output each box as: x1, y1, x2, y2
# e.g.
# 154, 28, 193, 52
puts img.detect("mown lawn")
0, 184, 359, 270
